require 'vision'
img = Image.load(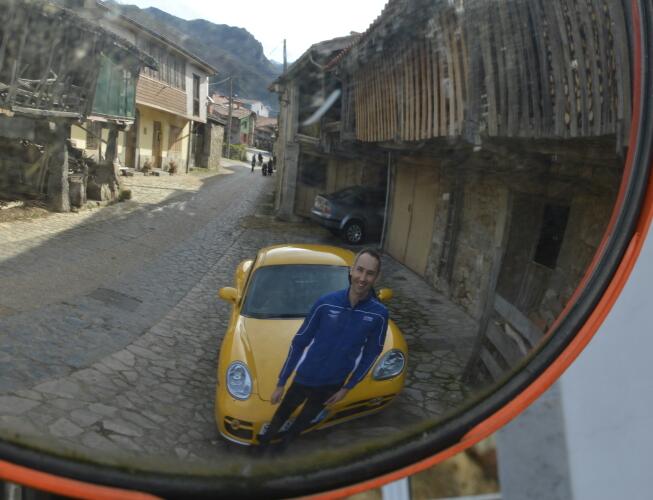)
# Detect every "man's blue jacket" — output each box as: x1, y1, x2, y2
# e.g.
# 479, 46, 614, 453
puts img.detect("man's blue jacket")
277, 288, 388, 390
